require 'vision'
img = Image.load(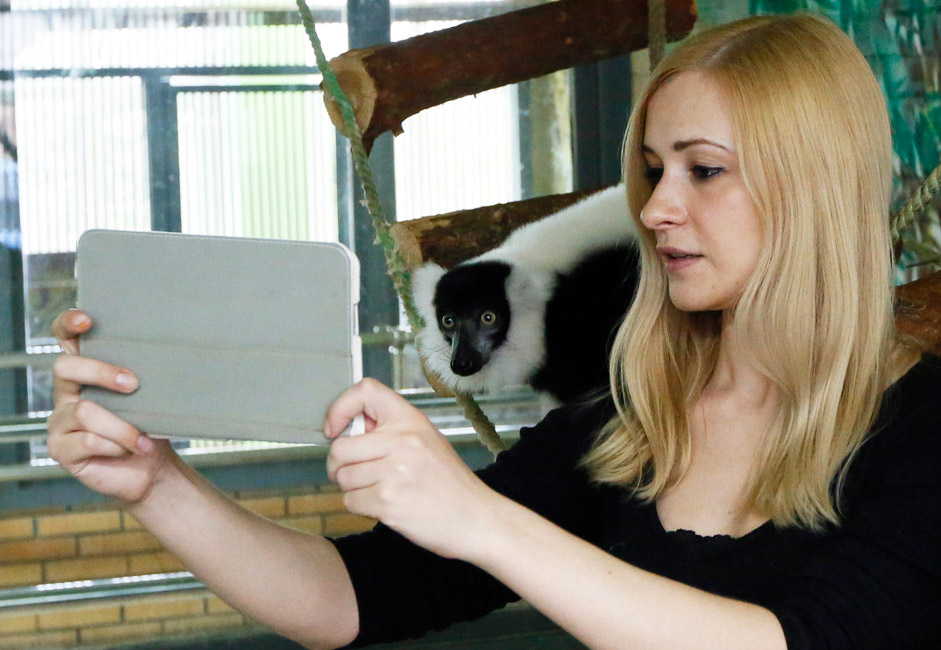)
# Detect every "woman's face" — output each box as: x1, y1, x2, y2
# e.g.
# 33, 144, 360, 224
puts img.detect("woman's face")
640, 71, 763, 313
